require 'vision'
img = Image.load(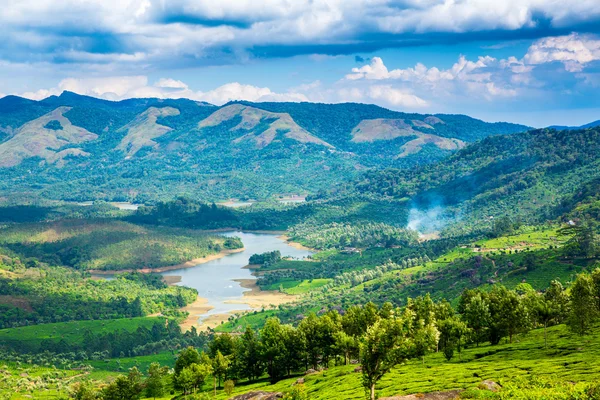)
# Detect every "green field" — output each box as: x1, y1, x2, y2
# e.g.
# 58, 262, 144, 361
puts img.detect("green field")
0, 317, 164, 349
